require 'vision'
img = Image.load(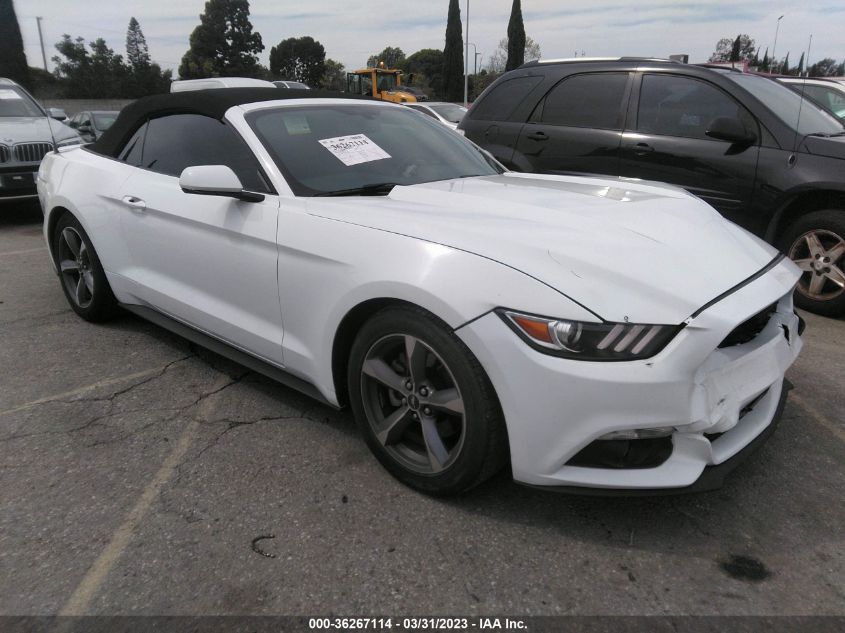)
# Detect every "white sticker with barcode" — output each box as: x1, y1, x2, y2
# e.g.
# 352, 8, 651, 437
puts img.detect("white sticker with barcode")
0, 90, 23, 100
318, 134, 391, 166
